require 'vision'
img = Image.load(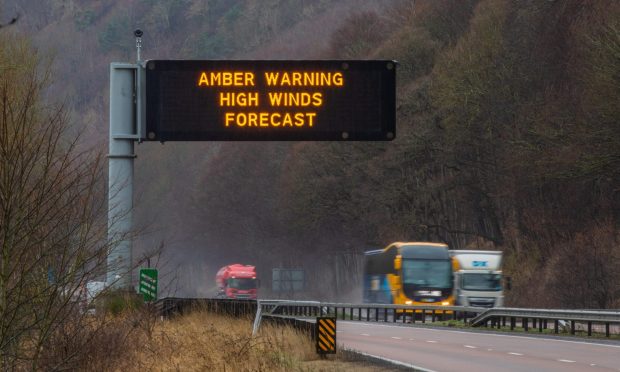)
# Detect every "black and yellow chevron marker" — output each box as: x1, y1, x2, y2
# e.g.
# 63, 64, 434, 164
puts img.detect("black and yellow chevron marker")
316, 317, 336, 354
